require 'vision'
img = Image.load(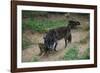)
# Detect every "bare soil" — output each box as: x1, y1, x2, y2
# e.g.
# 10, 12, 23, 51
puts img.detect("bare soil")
22, 30, 89, 62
